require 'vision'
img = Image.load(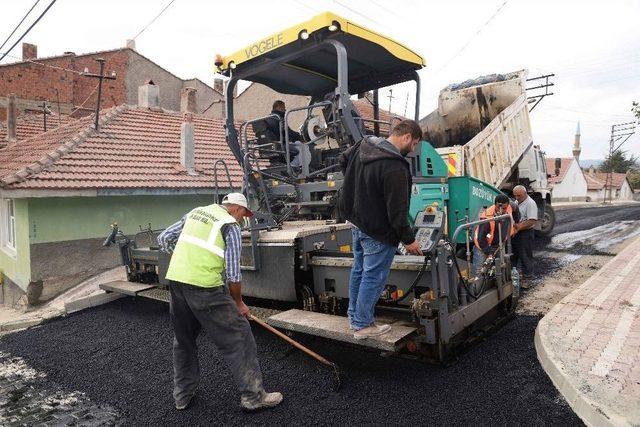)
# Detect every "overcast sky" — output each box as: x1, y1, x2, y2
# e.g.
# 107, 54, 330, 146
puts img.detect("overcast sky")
1, 0, 639, 160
